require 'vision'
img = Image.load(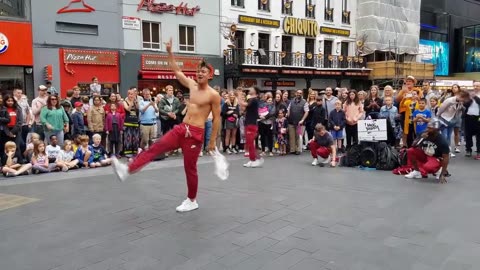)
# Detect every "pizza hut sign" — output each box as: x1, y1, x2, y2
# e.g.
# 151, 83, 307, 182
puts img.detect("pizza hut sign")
137, 0, 200, 16
63, 49, 118, 65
